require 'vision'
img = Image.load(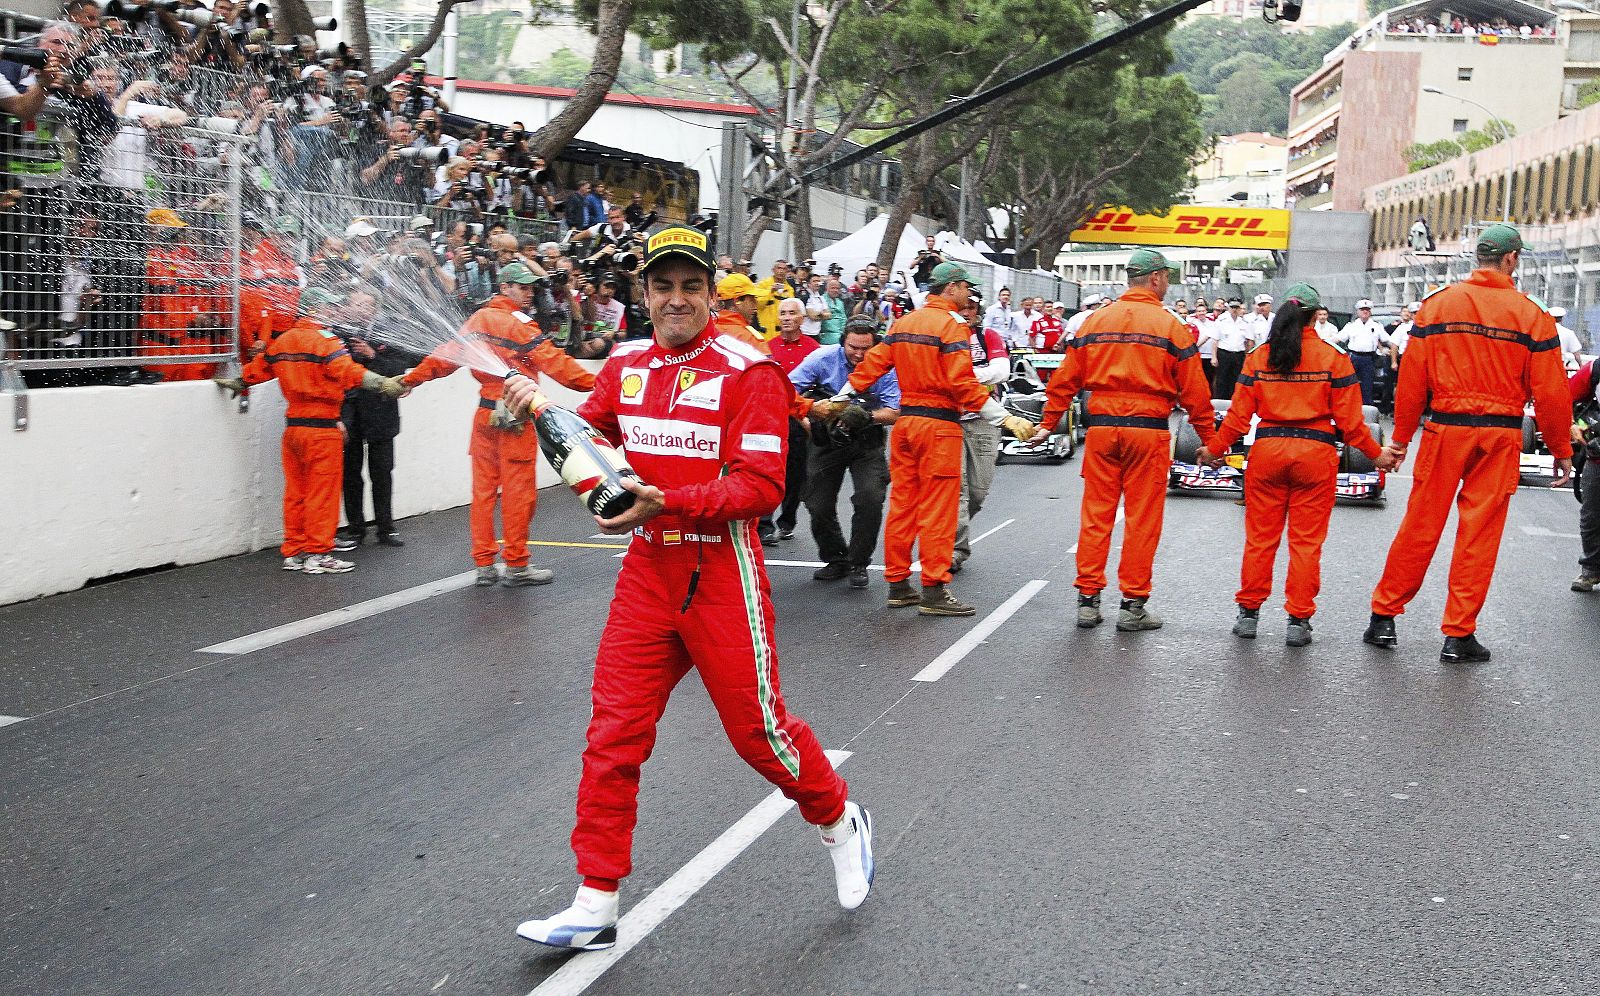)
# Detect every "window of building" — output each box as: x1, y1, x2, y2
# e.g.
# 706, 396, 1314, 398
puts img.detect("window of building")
1452, 119, 1469, 134
1457, 67, 1472, 81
